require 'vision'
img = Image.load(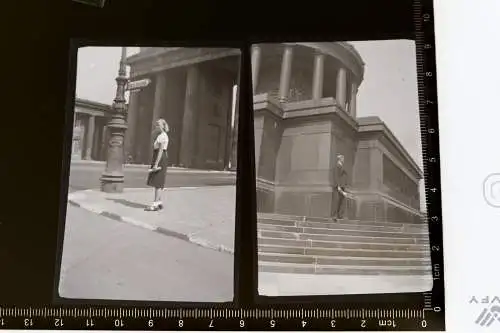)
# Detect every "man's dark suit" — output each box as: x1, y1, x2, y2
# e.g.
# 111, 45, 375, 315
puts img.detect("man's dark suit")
333, 164, 348, 219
